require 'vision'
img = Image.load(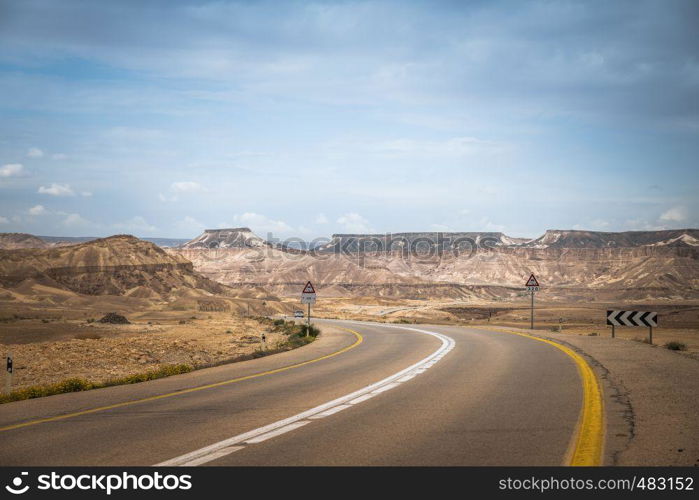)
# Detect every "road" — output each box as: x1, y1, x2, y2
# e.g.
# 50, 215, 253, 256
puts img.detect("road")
0, 320, 595, 466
